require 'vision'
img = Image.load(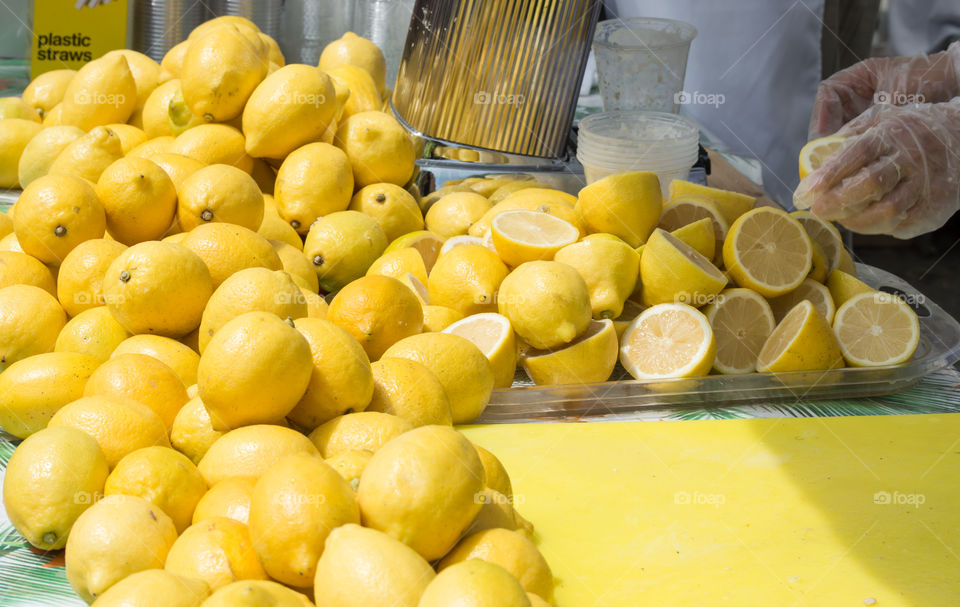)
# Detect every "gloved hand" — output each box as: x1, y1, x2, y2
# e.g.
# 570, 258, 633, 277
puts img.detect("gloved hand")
794, 99, 960, 239
809, 42, 960, 139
